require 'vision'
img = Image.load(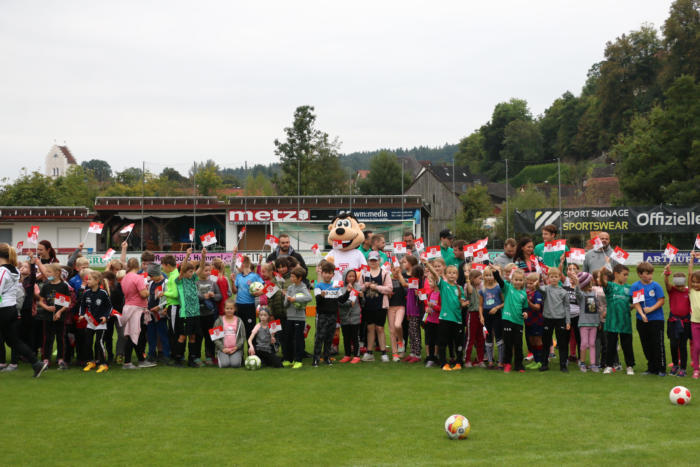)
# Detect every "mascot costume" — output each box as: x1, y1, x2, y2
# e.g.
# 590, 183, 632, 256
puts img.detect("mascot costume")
324, 212, 368, 281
